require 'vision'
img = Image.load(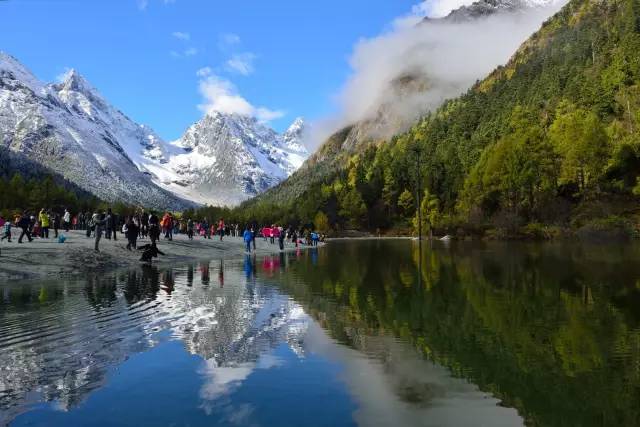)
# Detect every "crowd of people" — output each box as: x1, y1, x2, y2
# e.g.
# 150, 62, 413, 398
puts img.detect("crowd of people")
0, 208, 74, 244
0, 208, 325, 260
